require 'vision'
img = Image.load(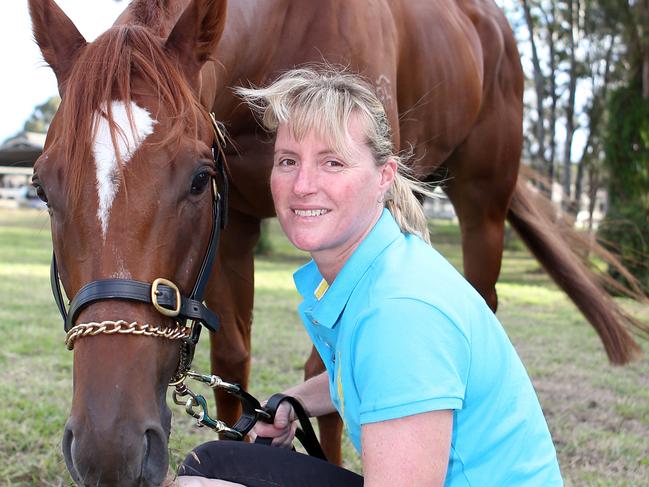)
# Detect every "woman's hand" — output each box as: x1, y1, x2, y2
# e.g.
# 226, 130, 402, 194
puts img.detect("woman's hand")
250, 401, 298, 448
249, 372, 336, 447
